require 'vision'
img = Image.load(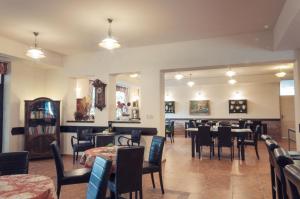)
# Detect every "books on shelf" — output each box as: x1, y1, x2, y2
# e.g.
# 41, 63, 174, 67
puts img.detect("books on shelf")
28, 125, 56, 136
30, 110, 55, 119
